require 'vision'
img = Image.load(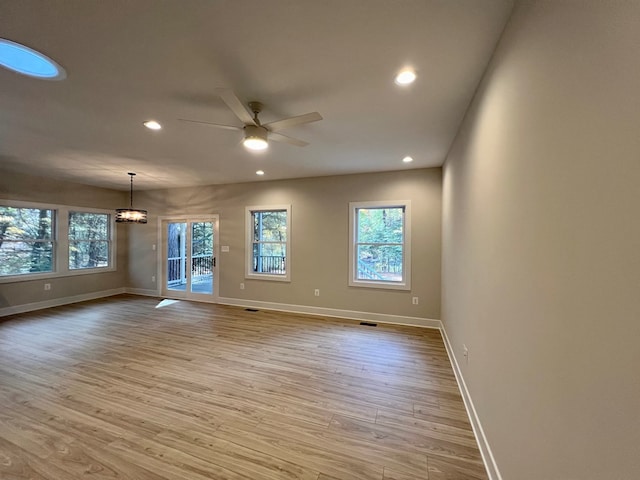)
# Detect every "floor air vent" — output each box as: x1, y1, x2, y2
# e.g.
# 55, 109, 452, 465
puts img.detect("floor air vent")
360, 322, 378, 327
